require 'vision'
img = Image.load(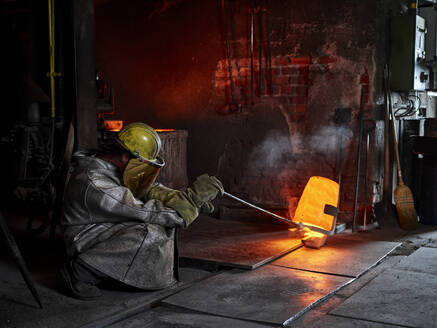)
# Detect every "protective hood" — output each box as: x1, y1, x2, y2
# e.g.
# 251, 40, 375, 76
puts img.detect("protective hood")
123, 158, 161, 199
